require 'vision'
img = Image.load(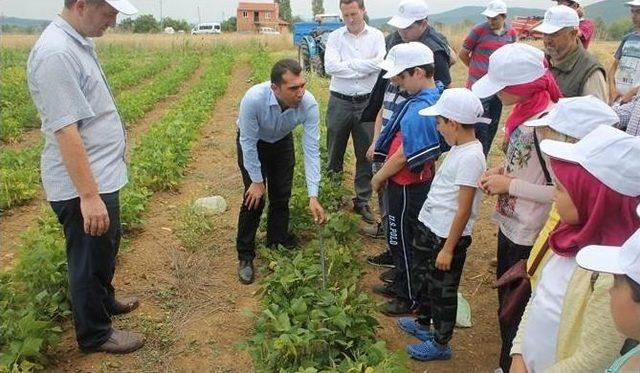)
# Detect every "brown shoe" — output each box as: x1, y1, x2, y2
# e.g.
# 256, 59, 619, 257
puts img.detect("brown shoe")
96, 329, 145, 354
111, 296, 140, 315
